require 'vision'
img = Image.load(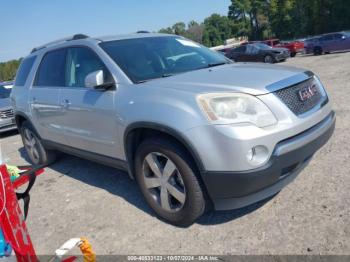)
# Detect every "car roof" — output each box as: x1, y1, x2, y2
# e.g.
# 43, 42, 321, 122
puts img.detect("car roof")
30, 32, 173, 55
96, 32, 172, 42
